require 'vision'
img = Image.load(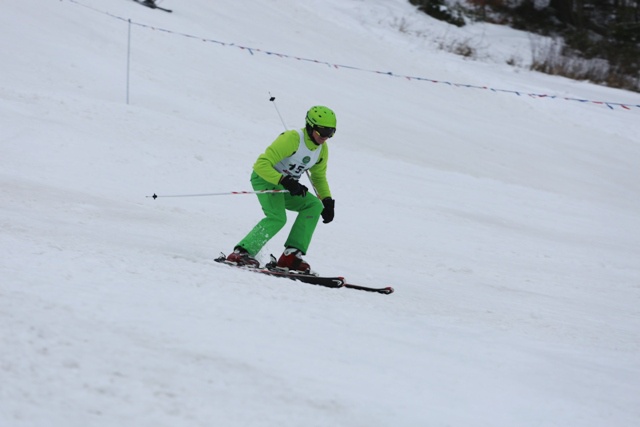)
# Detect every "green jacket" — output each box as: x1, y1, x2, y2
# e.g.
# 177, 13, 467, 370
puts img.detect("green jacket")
253, 129, 331, 199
